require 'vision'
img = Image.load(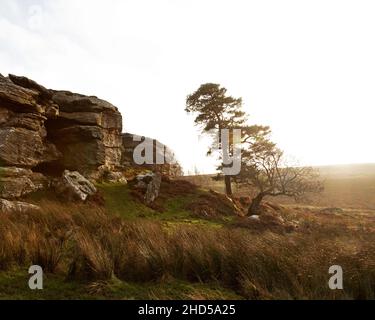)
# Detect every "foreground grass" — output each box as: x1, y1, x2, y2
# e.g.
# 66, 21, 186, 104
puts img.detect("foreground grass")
3, 182, 374, 300
0, 269, 240, 300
